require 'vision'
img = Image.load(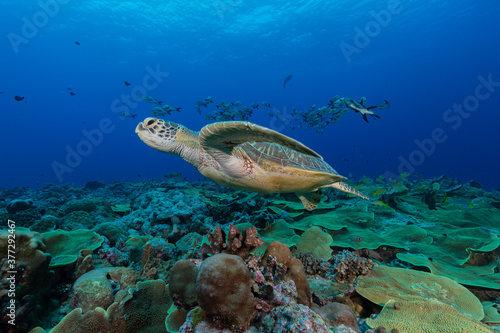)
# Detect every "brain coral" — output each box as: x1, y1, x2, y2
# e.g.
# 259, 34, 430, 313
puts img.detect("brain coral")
196, 253, 255, 328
